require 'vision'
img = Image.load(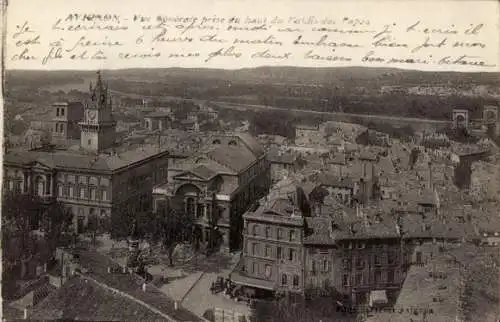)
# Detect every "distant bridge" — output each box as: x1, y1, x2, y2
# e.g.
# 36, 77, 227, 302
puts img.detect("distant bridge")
211, 101, 452, 131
